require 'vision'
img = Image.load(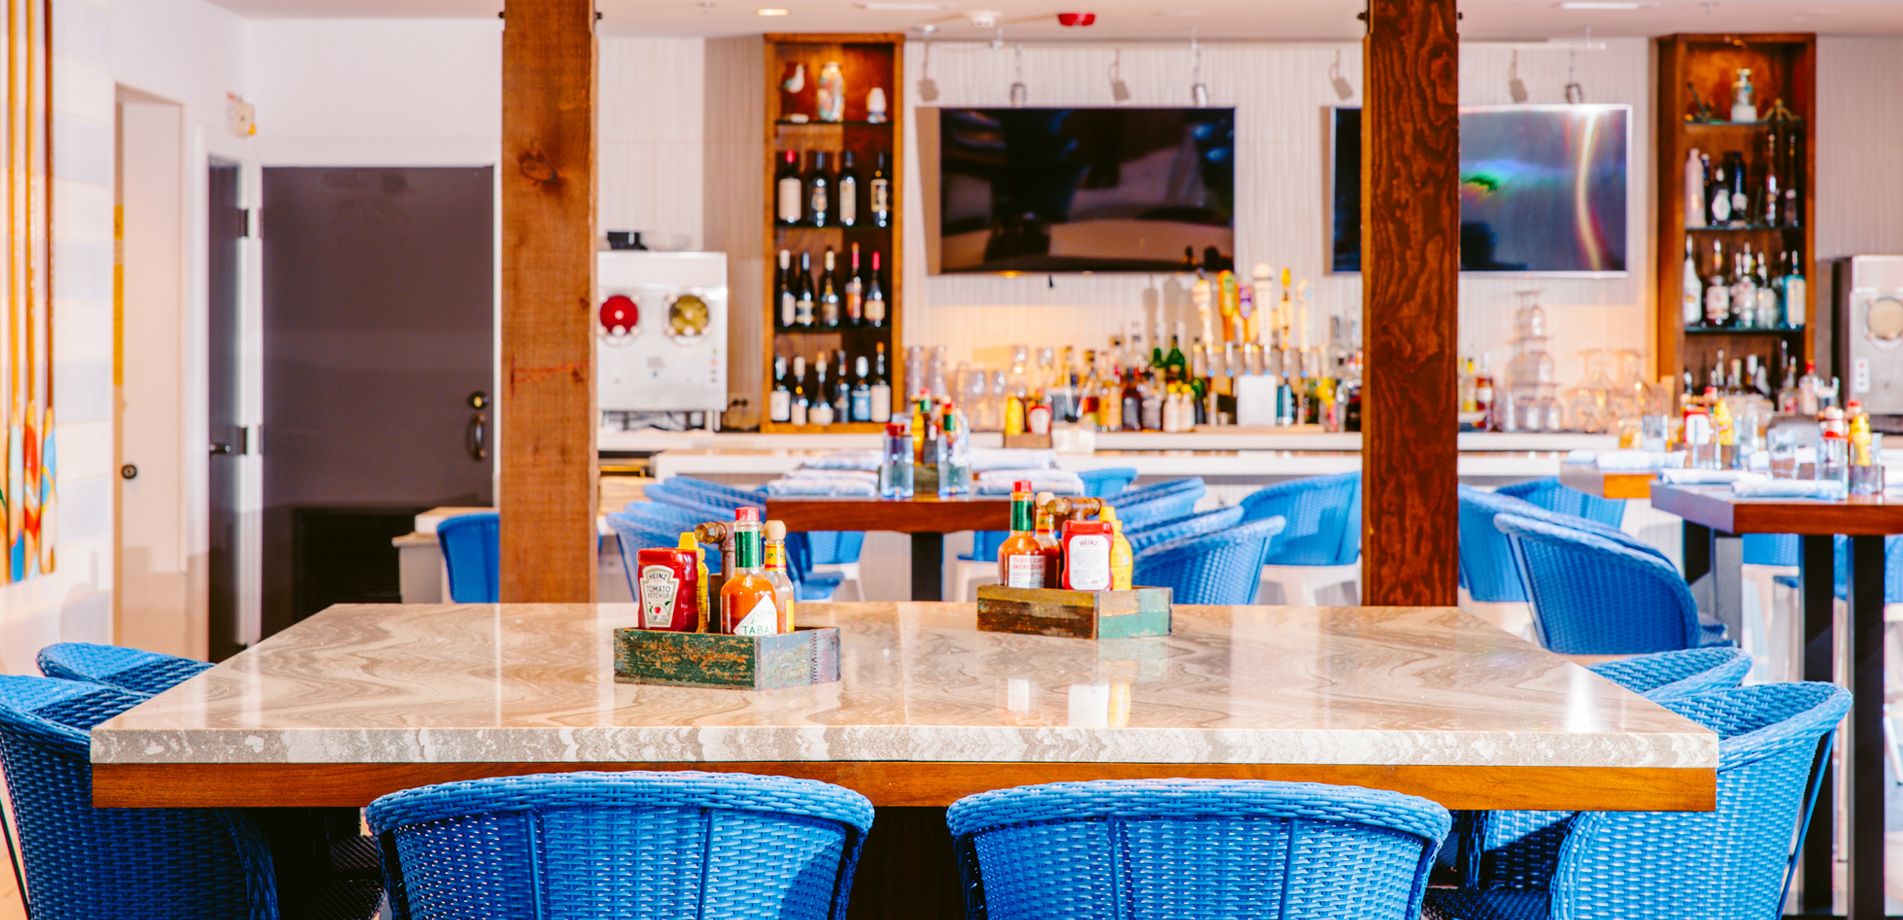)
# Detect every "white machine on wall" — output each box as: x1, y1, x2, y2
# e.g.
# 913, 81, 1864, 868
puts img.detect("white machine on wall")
596, 251, 727, 429
1831, 256, 1903, 433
